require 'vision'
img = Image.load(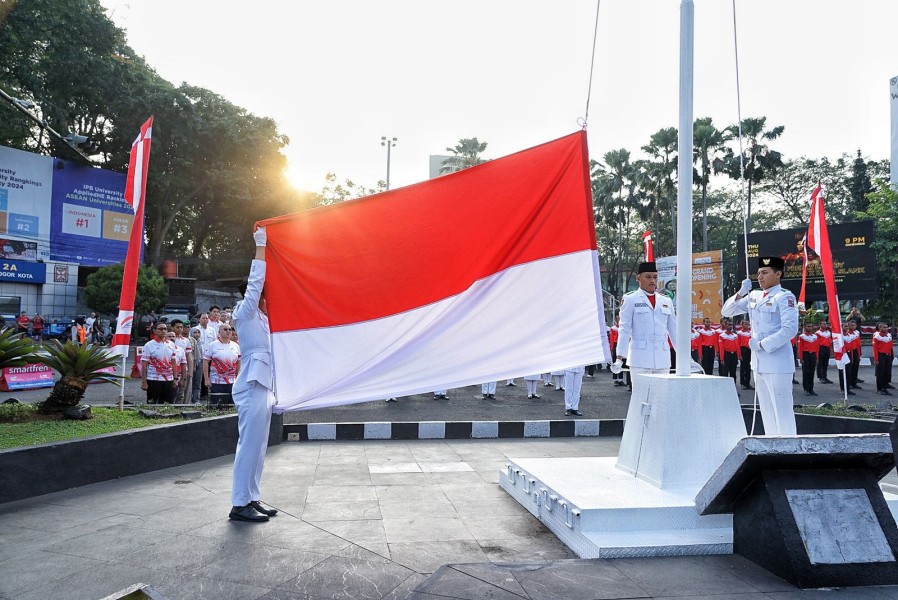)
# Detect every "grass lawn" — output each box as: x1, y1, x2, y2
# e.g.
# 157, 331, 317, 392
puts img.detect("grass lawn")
0, 407, 186, 449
